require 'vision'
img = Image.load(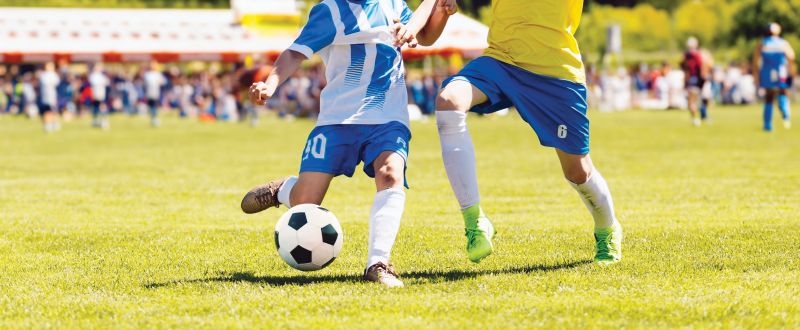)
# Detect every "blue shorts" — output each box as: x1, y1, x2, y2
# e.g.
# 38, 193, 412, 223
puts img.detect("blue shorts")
443, 56, 590, 155
759, 70, 790, 90
299, 121, 411, 185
